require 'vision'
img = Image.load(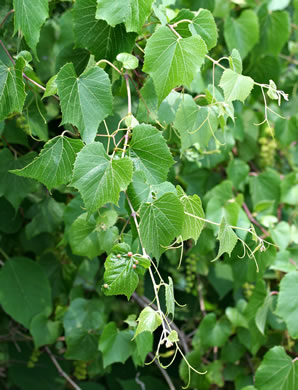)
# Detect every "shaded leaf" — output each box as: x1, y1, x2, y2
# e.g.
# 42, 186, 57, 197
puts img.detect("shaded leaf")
0, 257, 52, 328
98, 322, 135, 367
